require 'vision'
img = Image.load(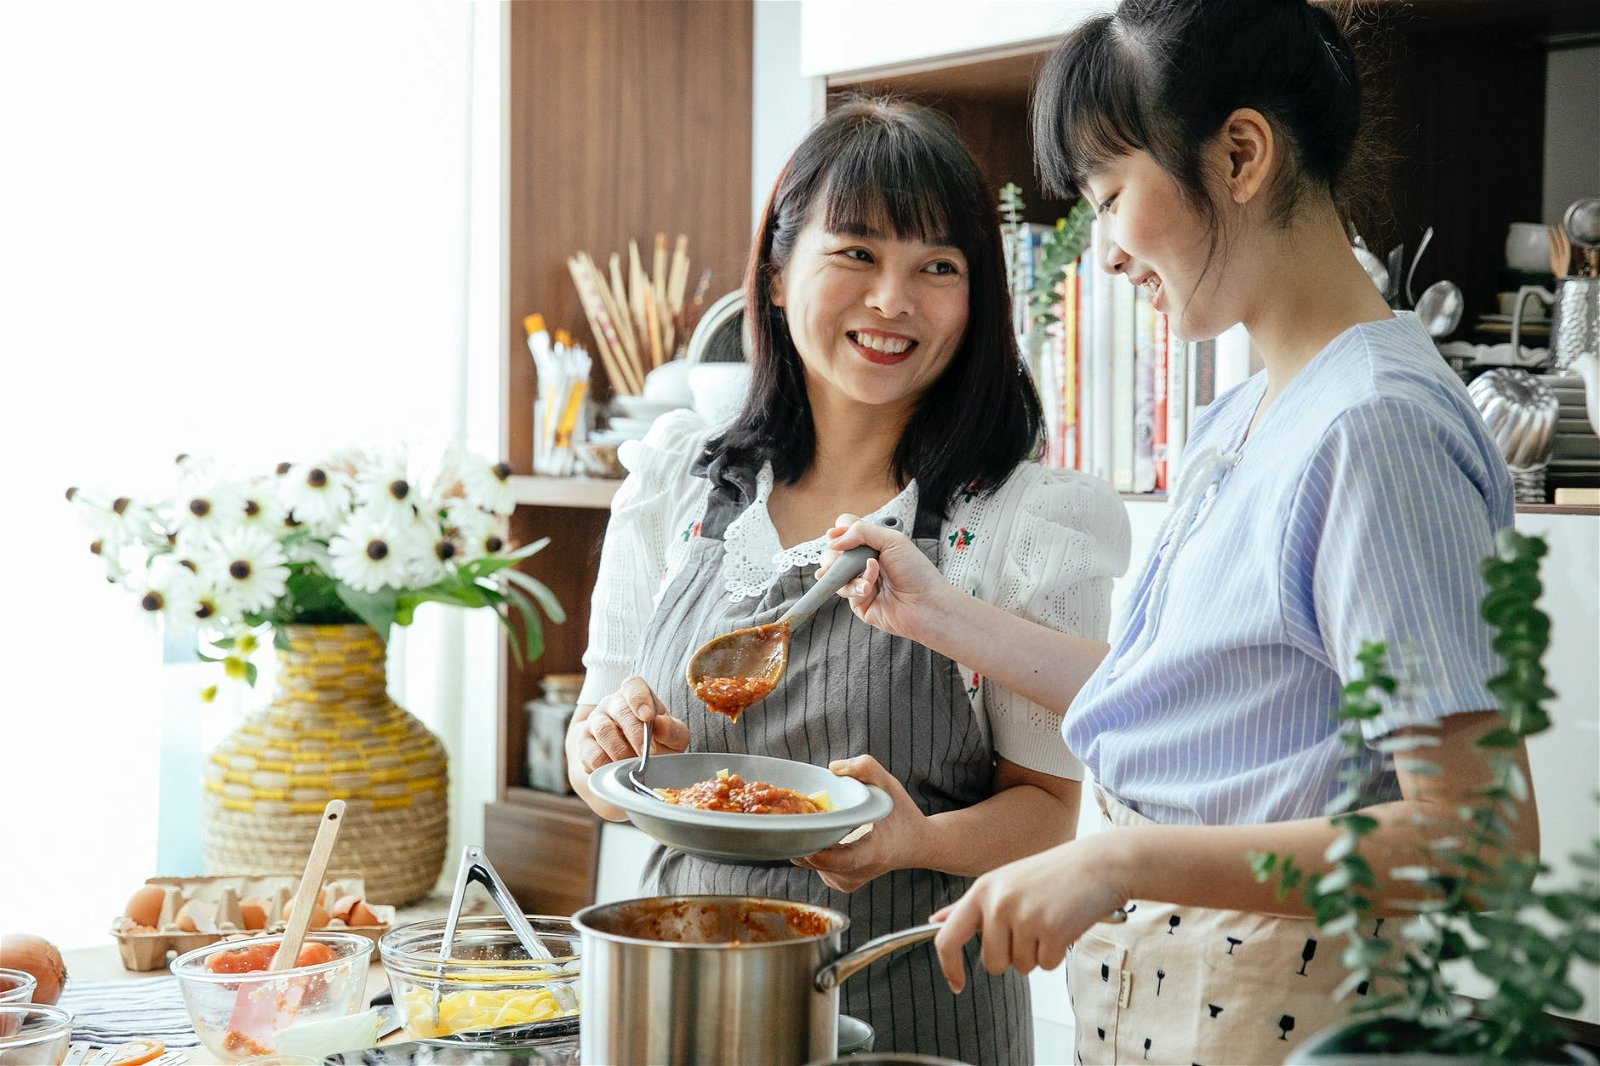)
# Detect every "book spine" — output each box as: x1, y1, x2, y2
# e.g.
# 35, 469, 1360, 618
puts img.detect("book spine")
1165, 322, 1187, 490
1132, 288, 1156, 493
1152, 311, 1169, 492
1110, 275, 1136, 492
